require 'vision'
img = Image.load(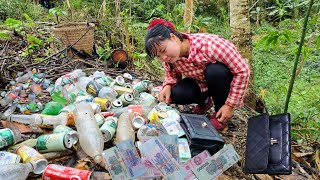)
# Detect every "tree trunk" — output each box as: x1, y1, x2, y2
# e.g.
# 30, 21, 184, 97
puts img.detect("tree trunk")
183, 0, 193, 33
230, 0, 256, 110
115, 0, 121, 27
